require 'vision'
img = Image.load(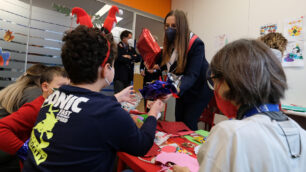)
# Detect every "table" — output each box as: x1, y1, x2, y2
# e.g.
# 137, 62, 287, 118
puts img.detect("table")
117, 152, 161, 172
117, 136, 199, 172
